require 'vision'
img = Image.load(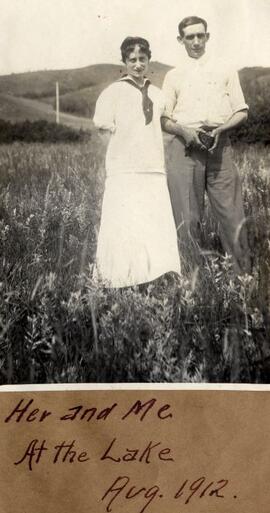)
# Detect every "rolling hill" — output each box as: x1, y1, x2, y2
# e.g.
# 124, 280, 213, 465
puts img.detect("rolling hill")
0, 62, 171, 98
0, 62, 171, 127
0, 93, 93, 130
0, 63, 268, 130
